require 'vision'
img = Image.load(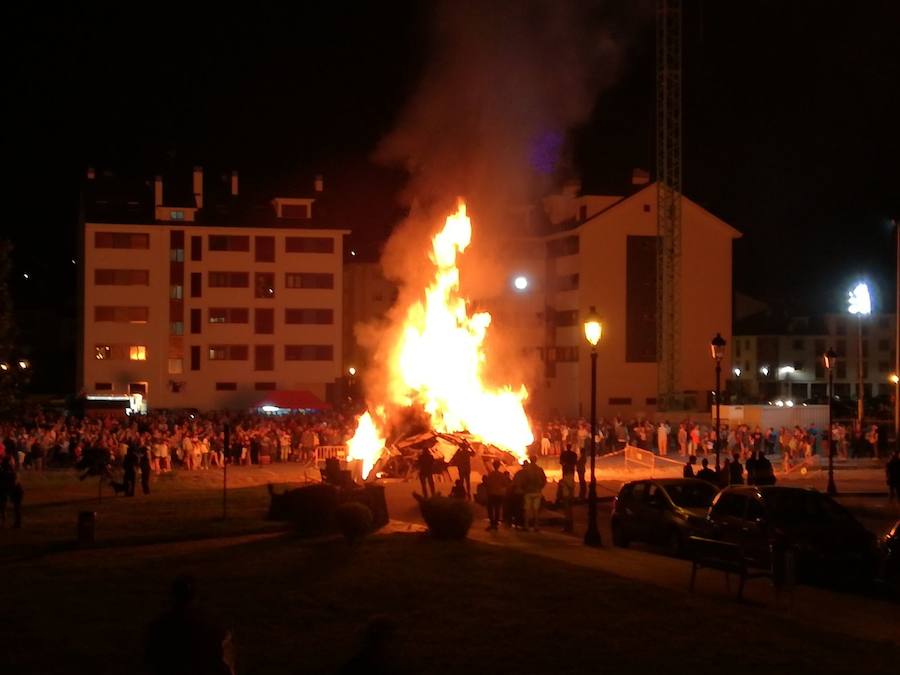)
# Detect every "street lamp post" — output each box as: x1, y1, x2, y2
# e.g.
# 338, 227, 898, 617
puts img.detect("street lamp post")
892, 373, 900, 452
824, 348, 838, 496
848, 282, 872, 432
583, 306, 602, 548
711, 333, 726, 470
